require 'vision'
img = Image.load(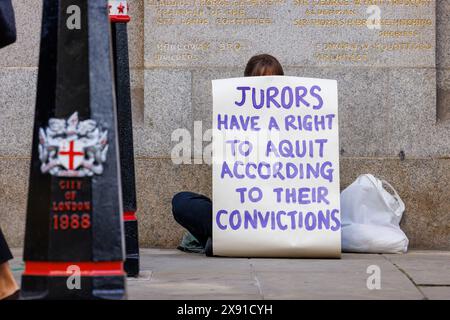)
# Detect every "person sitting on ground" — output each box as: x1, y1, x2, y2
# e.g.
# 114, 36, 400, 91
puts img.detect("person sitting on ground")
0, 232, 19, 300
172, 54, 285, 257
